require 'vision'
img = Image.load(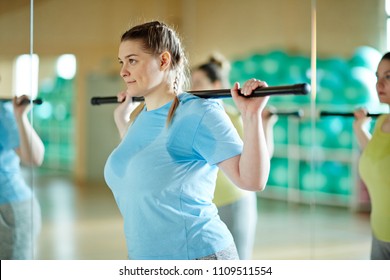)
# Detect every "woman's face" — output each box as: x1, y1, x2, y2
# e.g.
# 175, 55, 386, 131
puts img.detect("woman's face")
191, 70, 218, 91
118, 40, 165, 97
376, 58, 390, 105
